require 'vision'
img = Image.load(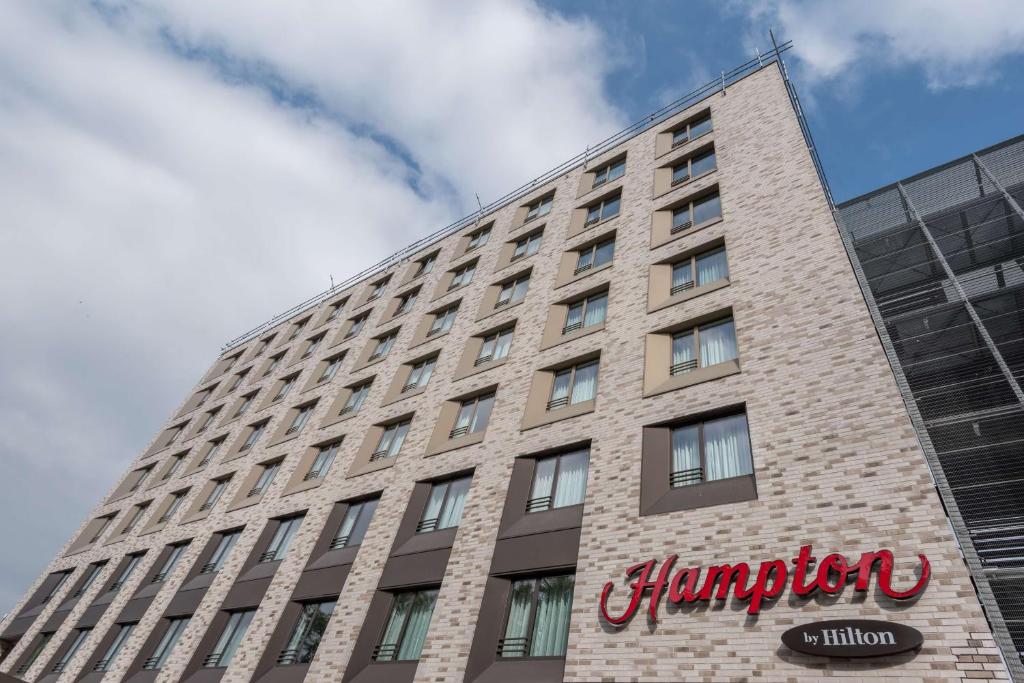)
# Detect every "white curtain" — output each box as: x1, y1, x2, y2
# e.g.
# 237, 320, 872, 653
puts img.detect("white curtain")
570, 362, 598, 404
530, 458, 556, 503
397, 590, 437, 660
422, 485, 447, 526
470, 395, 495, 432
704, 414, 753, 481
553, 450, 589, 507
671, 426, 700, 482
564, 303, 584, 330
454, 403, 474, 431
550, 370, 571, 403
378, 595, 410, 660
530, 575, 575, 657
696, 248, 729, 285
699, 319, 737, 367
672, 261, 693, 288
672, 331, 695, 368
502, 581, 533, 656
494, 330, 513, 359
438, 477, 470, 529
583, 294, 607, 327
